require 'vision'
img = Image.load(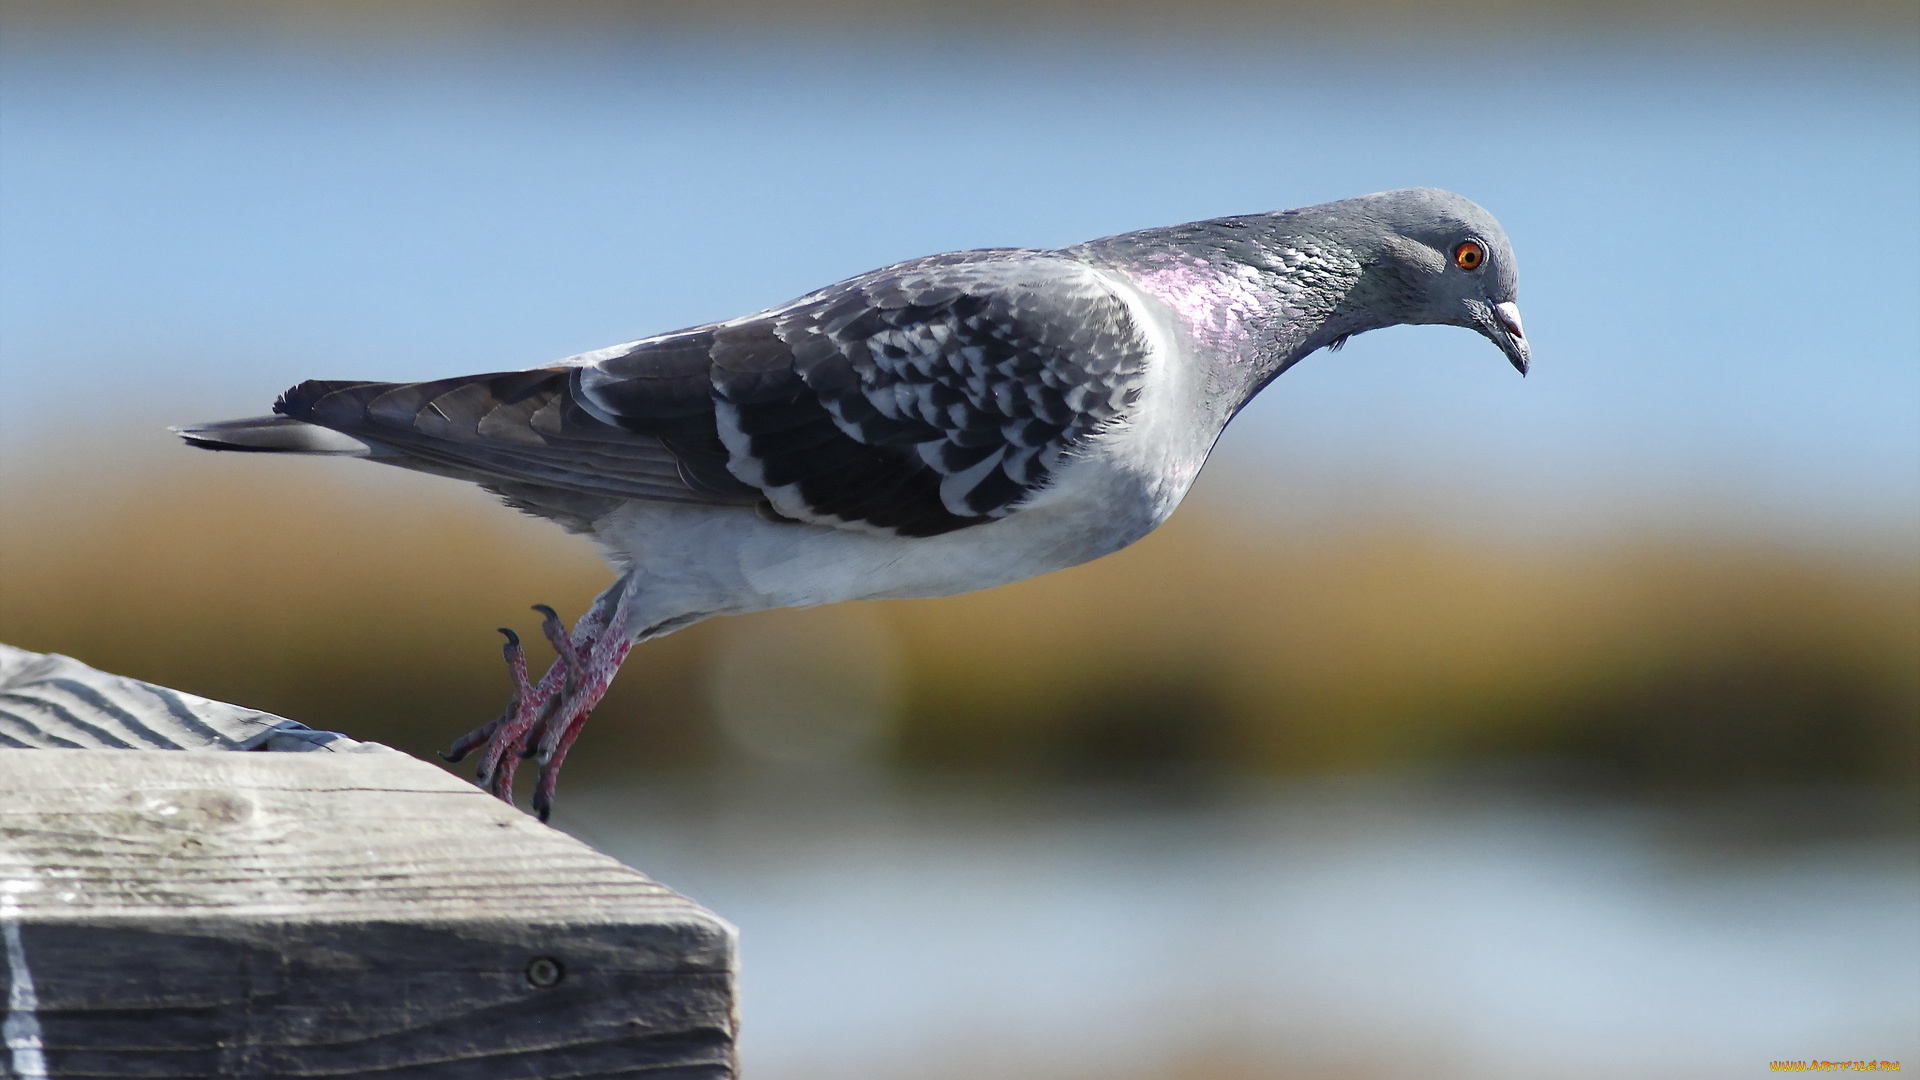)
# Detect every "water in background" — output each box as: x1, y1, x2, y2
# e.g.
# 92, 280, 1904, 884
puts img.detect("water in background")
557, 771, 1919, 1079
